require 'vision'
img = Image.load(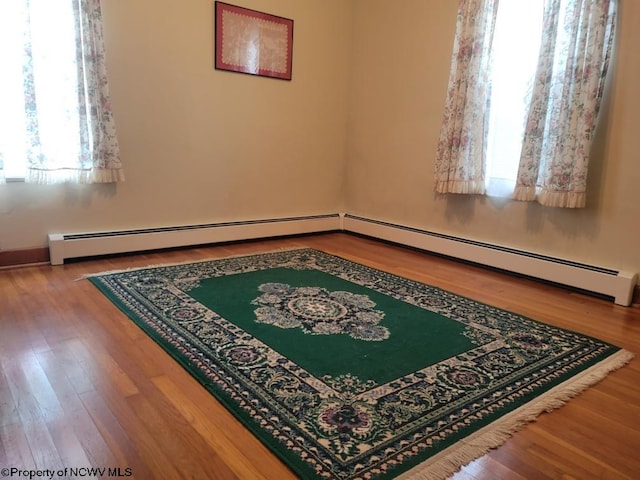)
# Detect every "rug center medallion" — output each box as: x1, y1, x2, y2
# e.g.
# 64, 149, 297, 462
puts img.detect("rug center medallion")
287, 296, 348, 320
252, 282, 390, 341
